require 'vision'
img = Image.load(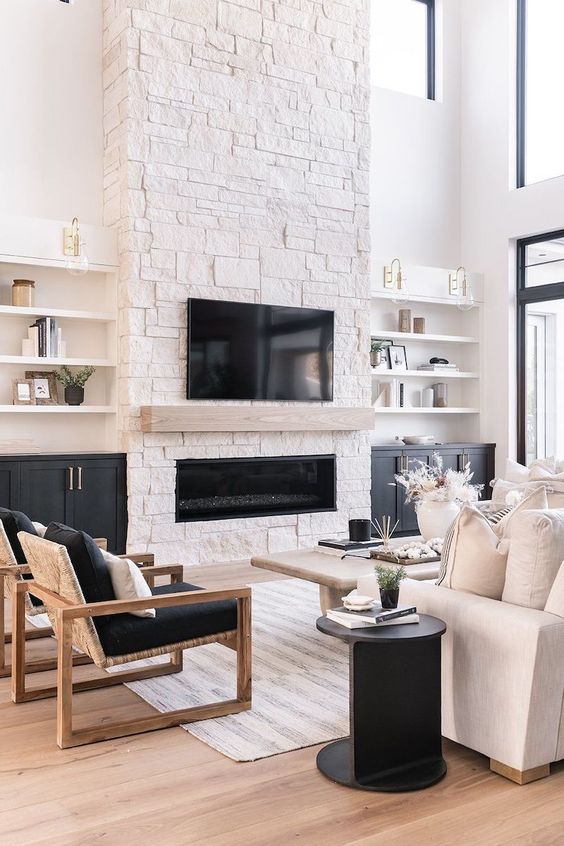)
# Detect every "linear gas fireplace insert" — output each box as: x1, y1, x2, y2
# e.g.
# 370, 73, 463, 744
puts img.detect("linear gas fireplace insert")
176, 454, 336, 522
